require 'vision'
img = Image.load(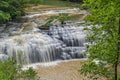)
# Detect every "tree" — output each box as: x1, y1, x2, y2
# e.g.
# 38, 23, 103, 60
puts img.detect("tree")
80, 0, 120, 80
